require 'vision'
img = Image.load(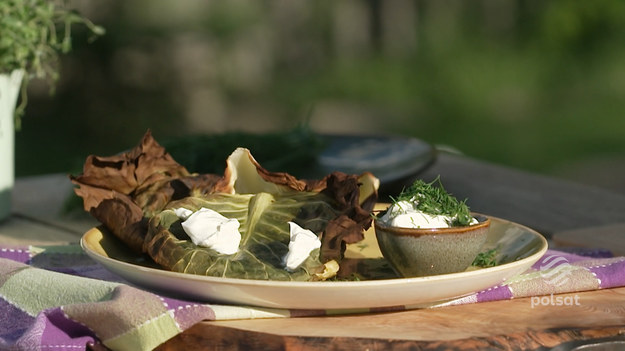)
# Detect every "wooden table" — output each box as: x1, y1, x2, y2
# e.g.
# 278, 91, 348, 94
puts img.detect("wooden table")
3, 152, 625, 350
